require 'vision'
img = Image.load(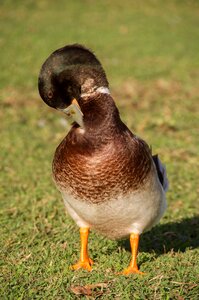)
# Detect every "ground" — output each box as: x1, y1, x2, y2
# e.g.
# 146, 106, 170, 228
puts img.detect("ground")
0, 1, 199, 299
